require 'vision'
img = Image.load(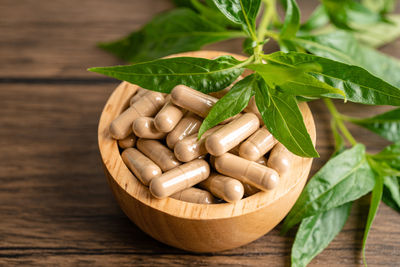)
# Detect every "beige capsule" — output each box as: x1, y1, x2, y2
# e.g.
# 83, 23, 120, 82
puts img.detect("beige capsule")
132, 117, 167, 139
118, 134, 137, 149
206, 113, 260, 157
136, 138, 181, 172
214, 153, 279, 191
174, 125, 222, 162
109, 91, 165, 139
171, 85, 218, 118
154, 100, 186, 133
239, 126, 277, 161
121, 148, 161, 186
199, 173, 244, 203
130, 88, 148, 105
149, 159, 210, 199
170, 187, 216, 204
267, 142, 297, 176
166, 112, 202, 149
